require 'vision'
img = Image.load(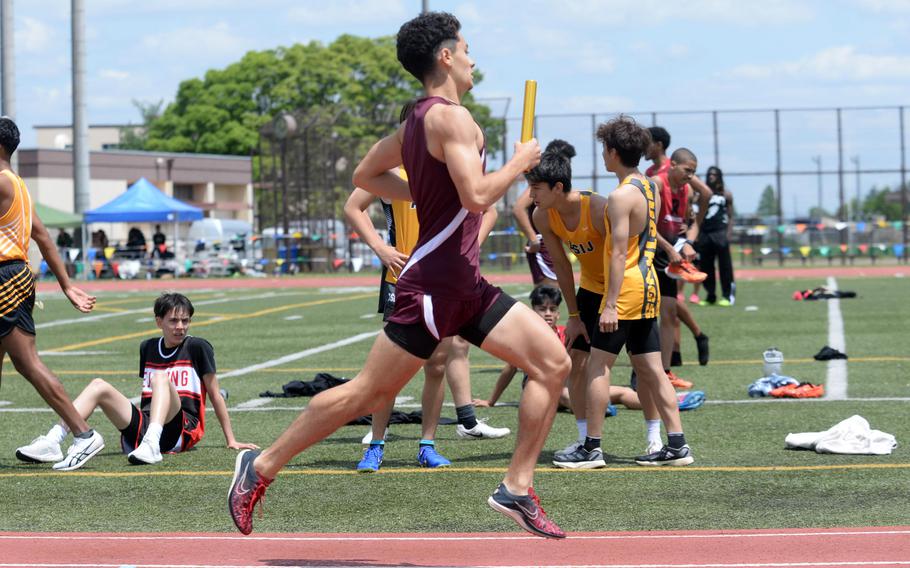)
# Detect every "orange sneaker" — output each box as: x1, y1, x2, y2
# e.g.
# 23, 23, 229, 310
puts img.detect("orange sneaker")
791, 383, 825, 398
665, 261, 708, 284
770, 384, 799, 398
666, 370, 693, 389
